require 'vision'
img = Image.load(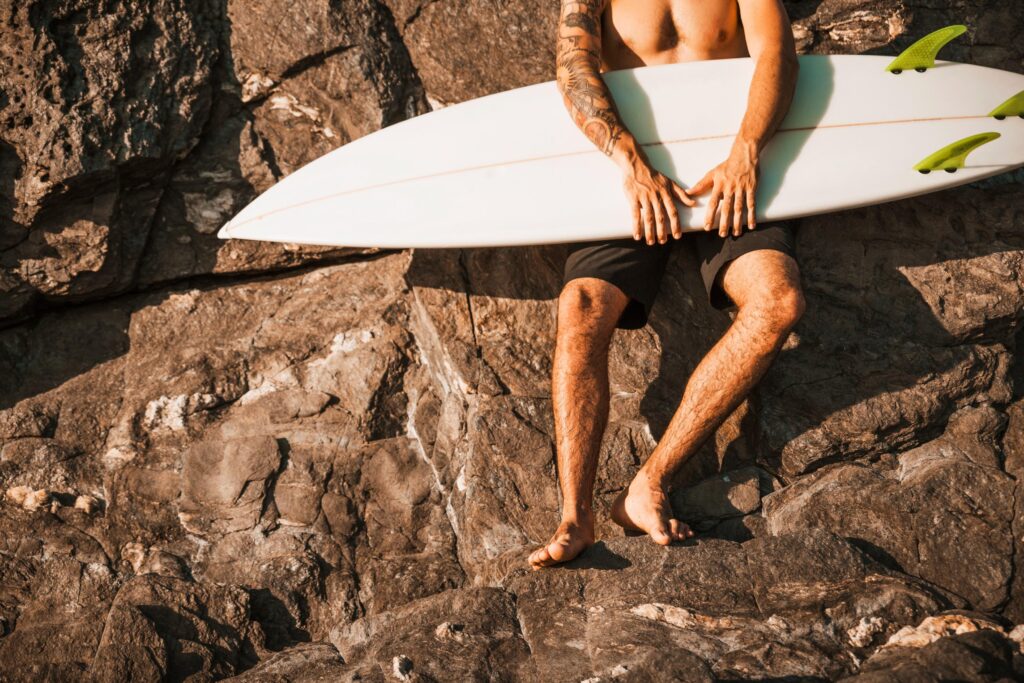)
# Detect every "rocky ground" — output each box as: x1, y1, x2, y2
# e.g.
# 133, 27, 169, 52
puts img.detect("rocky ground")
1, 1, 1023, 681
